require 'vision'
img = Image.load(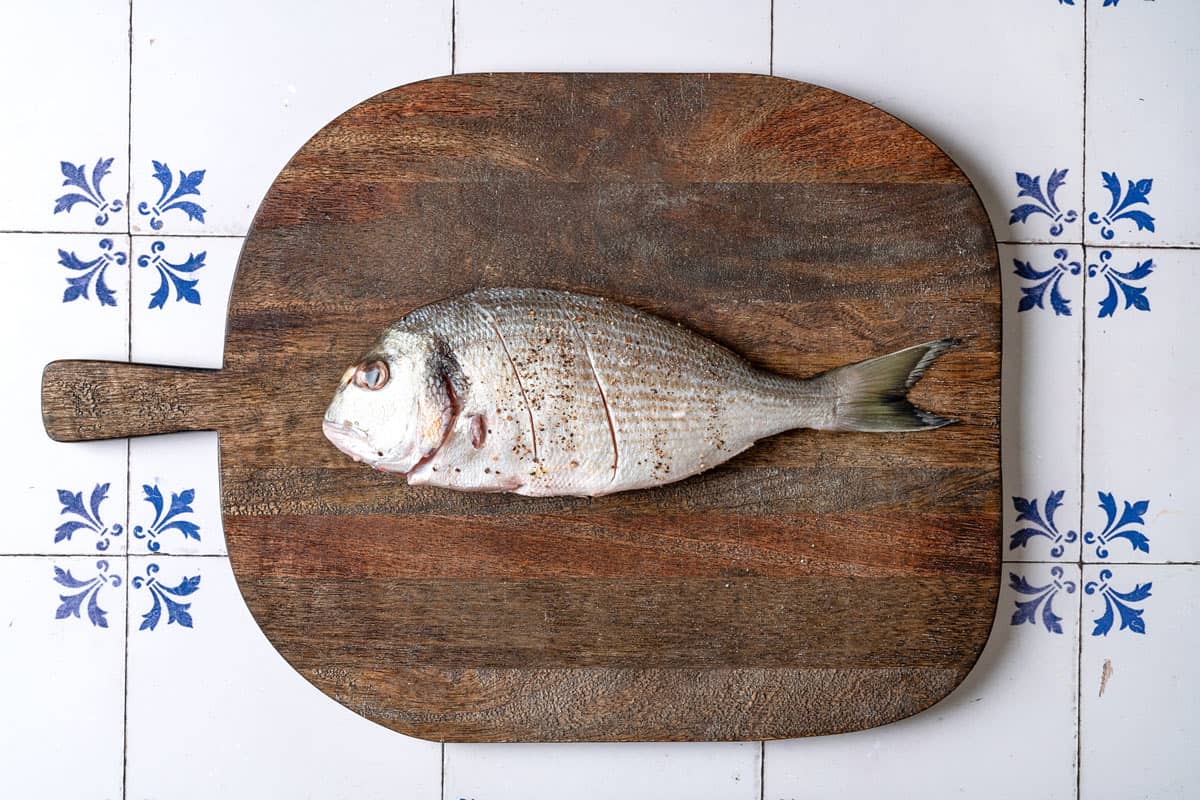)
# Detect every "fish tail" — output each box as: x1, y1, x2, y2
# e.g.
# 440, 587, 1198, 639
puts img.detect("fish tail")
816, 338, 960, 432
